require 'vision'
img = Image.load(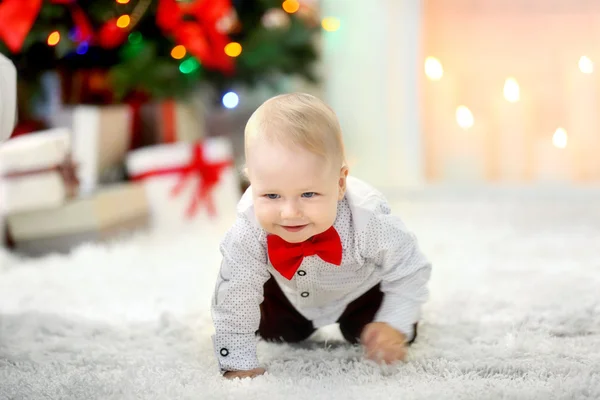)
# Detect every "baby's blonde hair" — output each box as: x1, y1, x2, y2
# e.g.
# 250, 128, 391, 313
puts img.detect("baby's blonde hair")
244, 92, 346, 168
